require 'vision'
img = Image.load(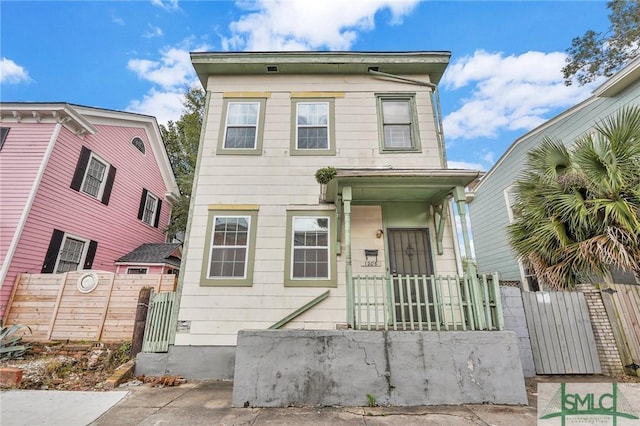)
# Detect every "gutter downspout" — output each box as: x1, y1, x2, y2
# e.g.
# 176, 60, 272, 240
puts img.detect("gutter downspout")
367, 69, 447, 168
343, 186, 353, 328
